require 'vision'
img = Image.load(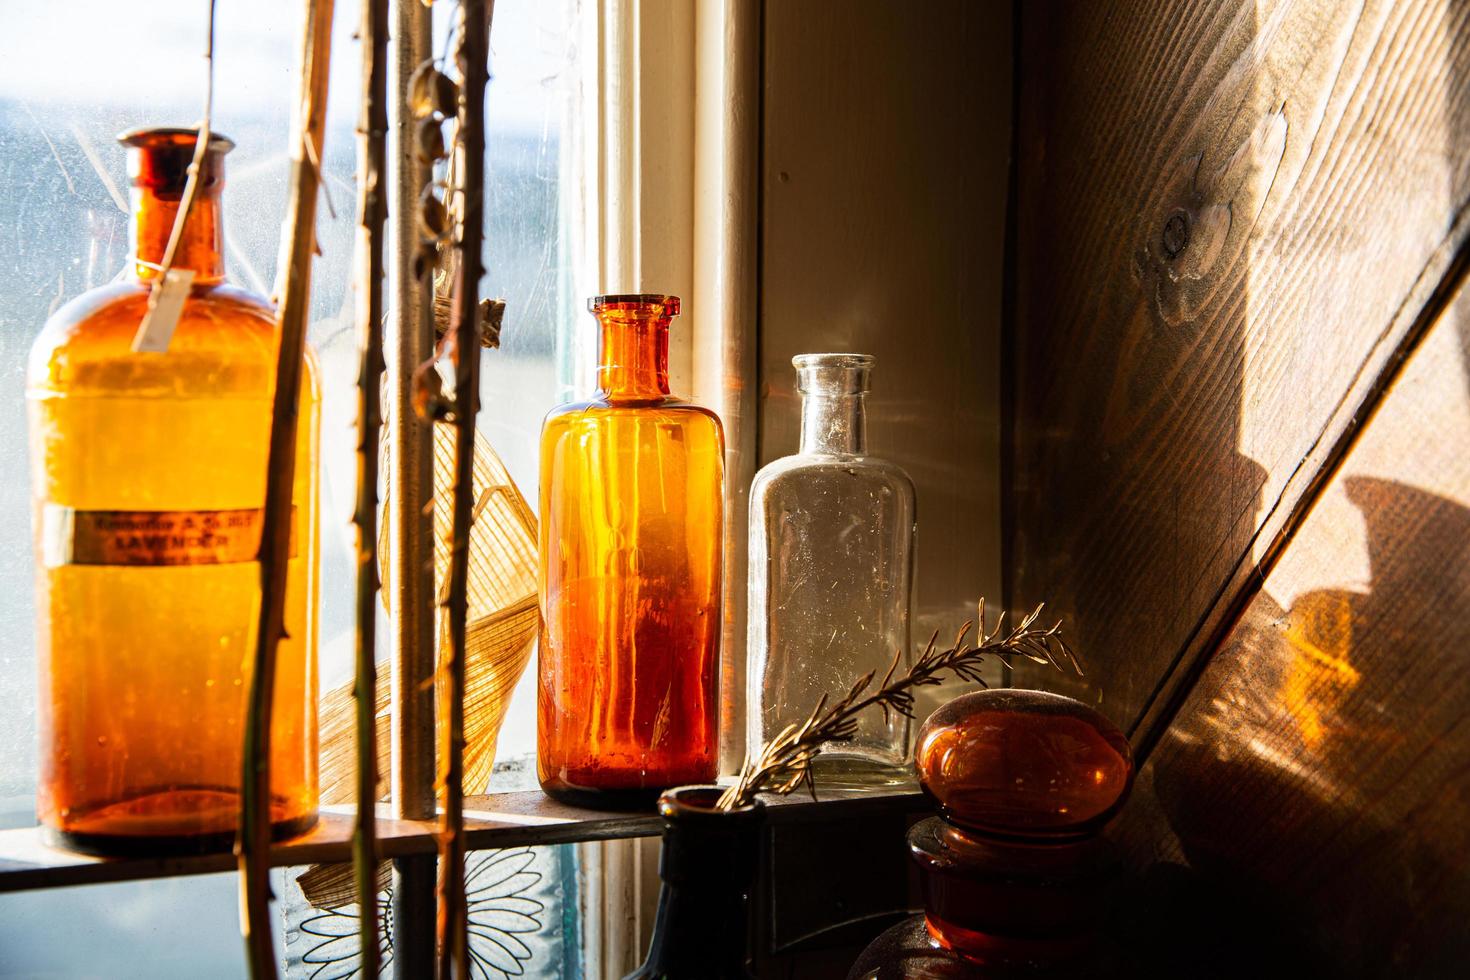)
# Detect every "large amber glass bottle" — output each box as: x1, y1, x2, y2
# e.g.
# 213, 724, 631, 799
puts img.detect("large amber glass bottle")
26, 128, 320, 855
538, 295, 724, 807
